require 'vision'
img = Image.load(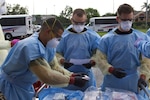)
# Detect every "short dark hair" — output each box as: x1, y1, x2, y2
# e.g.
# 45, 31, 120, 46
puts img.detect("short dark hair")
117, 3, 134, 16
41, 17, 64, 34
73, 8, 86, 17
